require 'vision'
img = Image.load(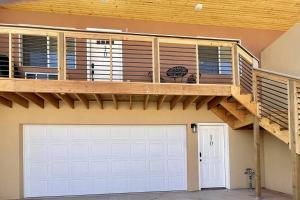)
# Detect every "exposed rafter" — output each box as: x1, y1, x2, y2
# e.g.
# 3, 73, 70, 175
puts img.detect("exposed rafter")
75, 94, 89, 109
36, 93, 59, 109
